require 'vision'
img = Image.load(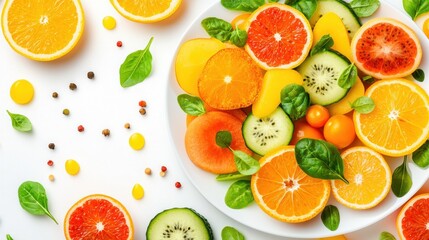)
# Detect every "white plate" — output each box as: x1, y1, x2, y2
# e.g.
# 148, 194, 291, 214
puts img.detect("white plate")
166, 1, 429, 238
